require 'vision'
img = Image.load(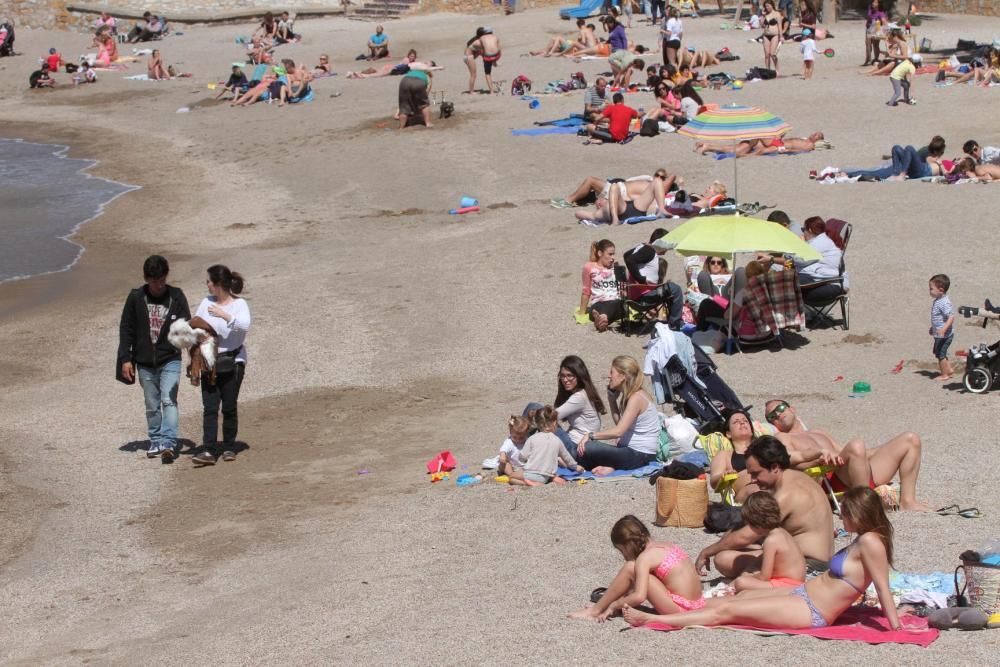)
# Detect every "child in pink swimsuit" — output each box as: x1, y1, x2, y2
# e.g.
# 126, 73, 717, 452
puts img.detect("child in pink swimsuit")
569, 515, 704, 621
